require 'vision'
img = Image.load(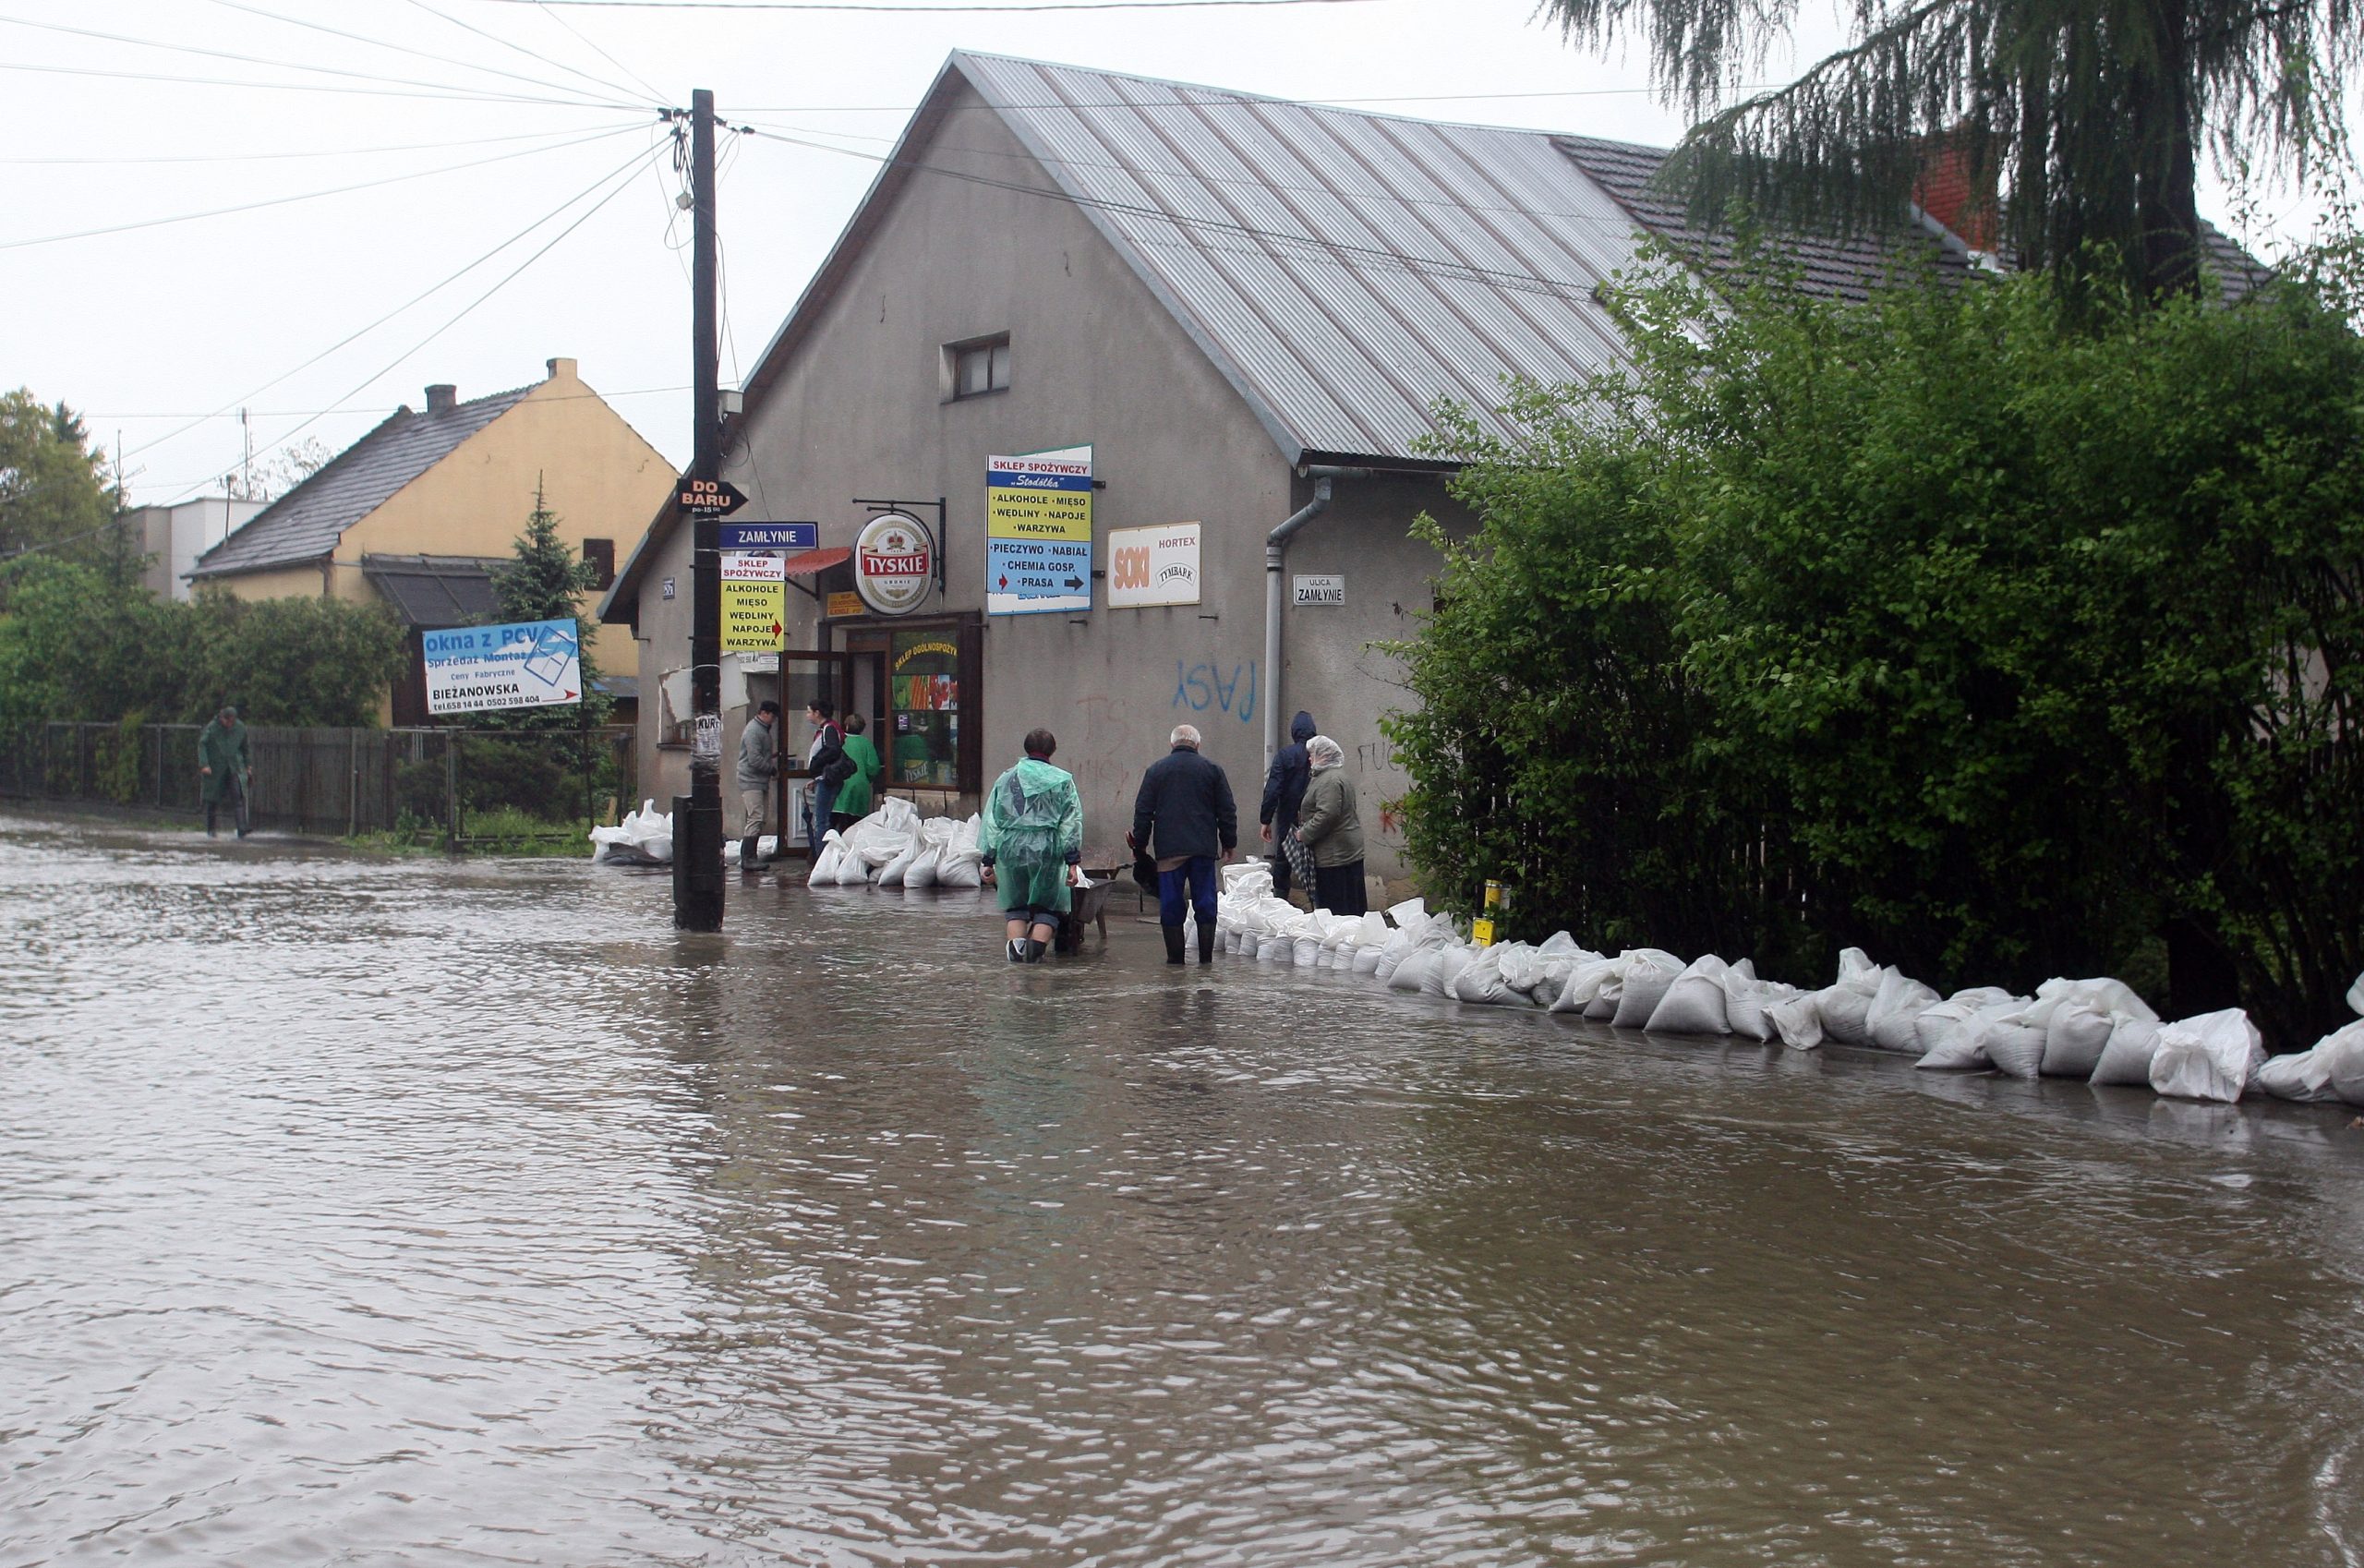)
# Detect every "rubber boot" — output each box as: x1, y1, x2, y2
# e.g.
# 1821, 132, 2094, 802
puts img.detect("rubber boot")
1162, 923, 1187, 965
1198, 922, 1216, 964
1023, 938, 1048, 963
739, 836, 760, 870
1007, 937, 1028, 963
